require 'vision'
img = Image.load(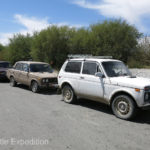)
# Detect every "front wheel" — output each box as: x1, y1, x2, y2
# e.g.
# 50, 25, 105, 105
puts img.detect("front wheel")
111, 95, 137, 120
62, 85, 76, 103
10, 77, 17, 87
31, 81, 39, 93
